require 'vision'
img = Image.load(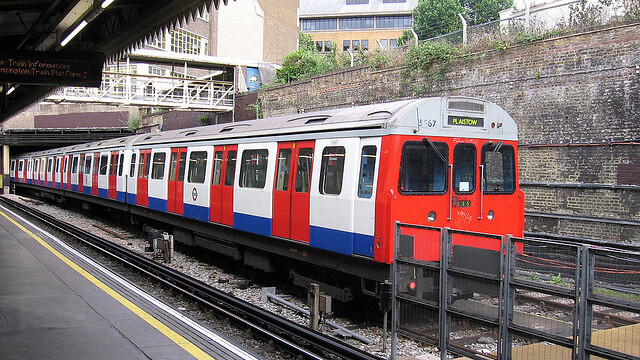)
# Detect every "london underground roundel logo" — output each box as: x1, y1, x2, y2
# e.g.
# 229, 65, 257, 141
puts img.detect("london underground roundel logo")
192, 187, 198, 201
